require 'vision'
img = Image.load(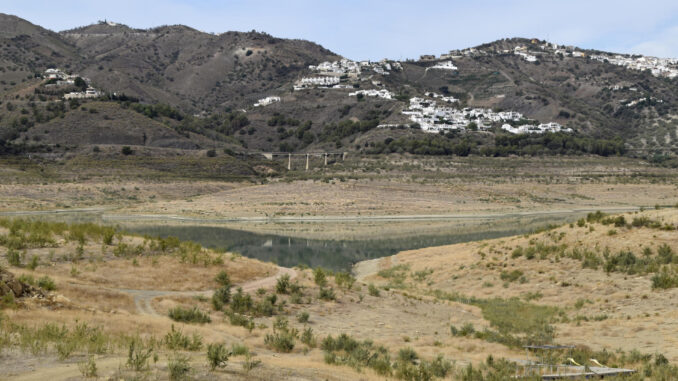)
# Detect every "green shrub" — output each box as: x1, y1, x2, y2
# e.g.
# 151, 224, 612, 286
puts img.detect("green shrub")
37, 276, 56, 291
214, 271, 231, 287
168, 306, 211, 324
126, 339, 153, 371
168, 353, 191, 380
276, 274, 291, 294
265, 317, 297, 353
230, 287, 253, 313
164, 325, 203, 351
511, 247, 524, 258
313, 268, 328, 287
226, 311, 255, 332
7, 249, 22, 267
500, 270, 523, 282
206, 343, 229, 370
430, 354, 453, 378
301, 327, 316, 347
297, 311, 310, 323
242, 352, 262, 373
121, 146, 133, 155
398, 347, 419, 364
211, 286, 231, 311
78, 355, 98, 378
652, 269, 678, 289
102, 229, 115, 245
334, 272, 356, 290
231, 343, 249, 356
319, 287, 336, 301
368, 283, 380, 297
27, 255, 39, 270
264, 330, 295, 353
